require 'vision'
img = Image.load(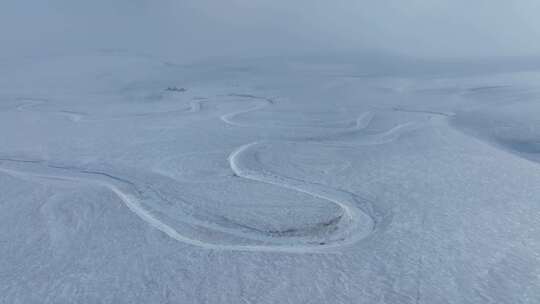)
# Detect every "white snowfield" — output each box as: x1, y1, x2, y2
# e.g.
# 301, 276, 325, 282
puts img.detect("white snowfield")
1, 53, 539, 303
